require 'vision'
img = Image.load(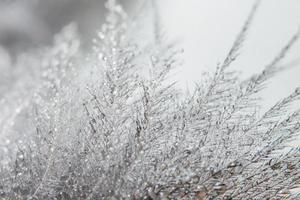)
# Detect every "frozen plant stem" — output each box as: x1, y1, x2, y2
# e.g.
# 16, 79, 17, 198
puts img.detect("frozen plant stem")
0, 0, 300, 200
